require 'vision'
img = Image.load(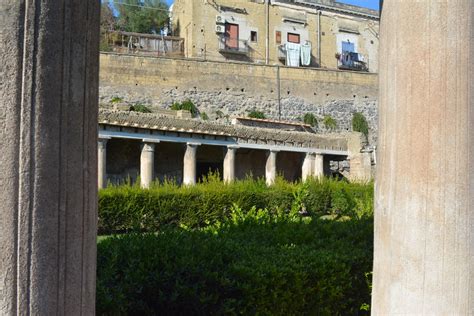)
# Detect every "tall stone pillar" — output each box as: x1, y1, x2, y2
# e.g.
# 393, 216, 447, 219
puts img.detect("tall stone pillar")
265, 150, 279, 186
223, 146, 238, 183
0, 1, 99, 314
314, 154, 324, 178
98, 138, 110, 189
183, 143, 199, 185
302, 152, 315, 181
373, 1, 474, 314
140, 141, 157, 189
